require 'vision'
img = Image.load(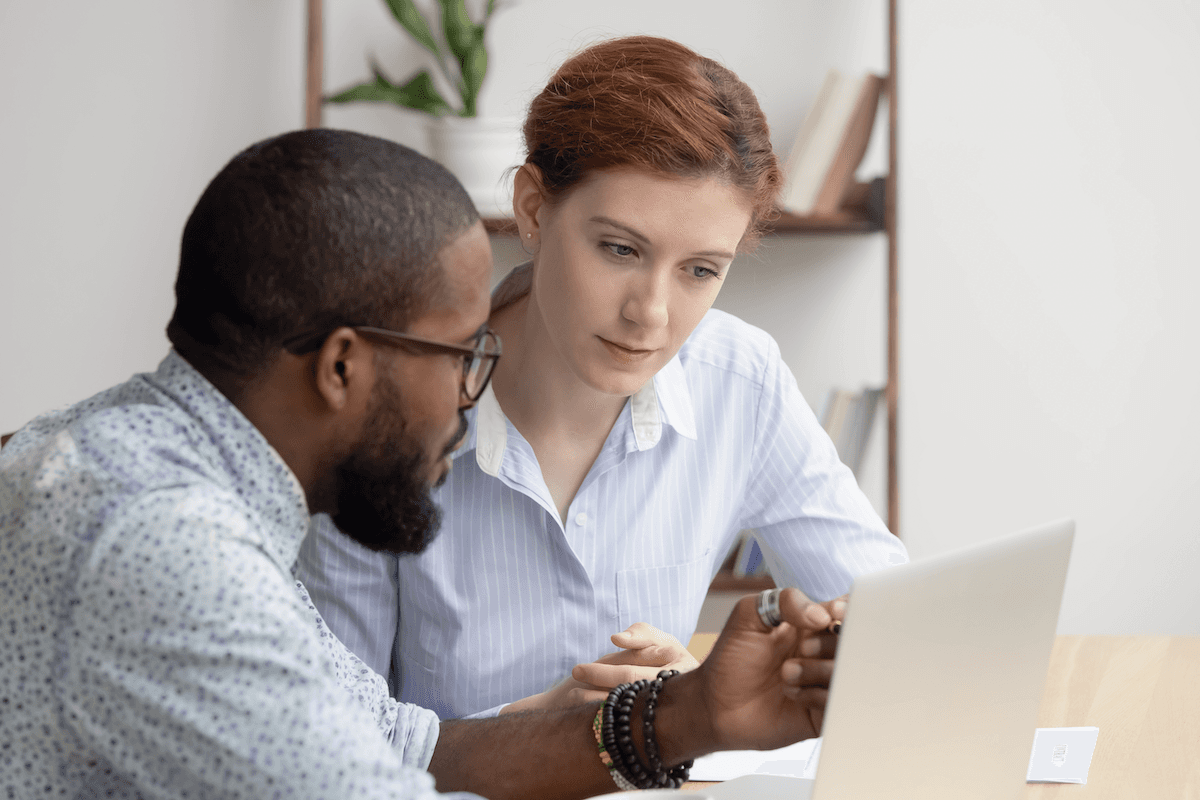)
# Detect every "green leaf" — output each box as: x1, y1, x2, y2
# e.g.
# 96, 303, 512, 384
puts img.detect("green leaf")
326, 69, 452, 117
438, 0, 484, 64
383, 0, 442, 59
459, 43, 487, 116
